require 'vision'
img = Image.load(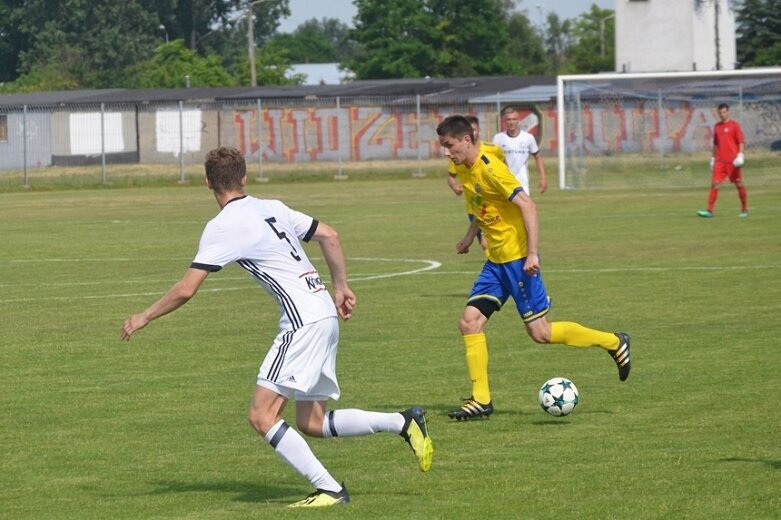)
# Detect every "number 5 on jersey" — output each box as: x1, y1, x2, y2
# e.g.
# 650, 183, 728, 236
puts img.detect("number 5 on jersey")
265, 217, 302, 261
